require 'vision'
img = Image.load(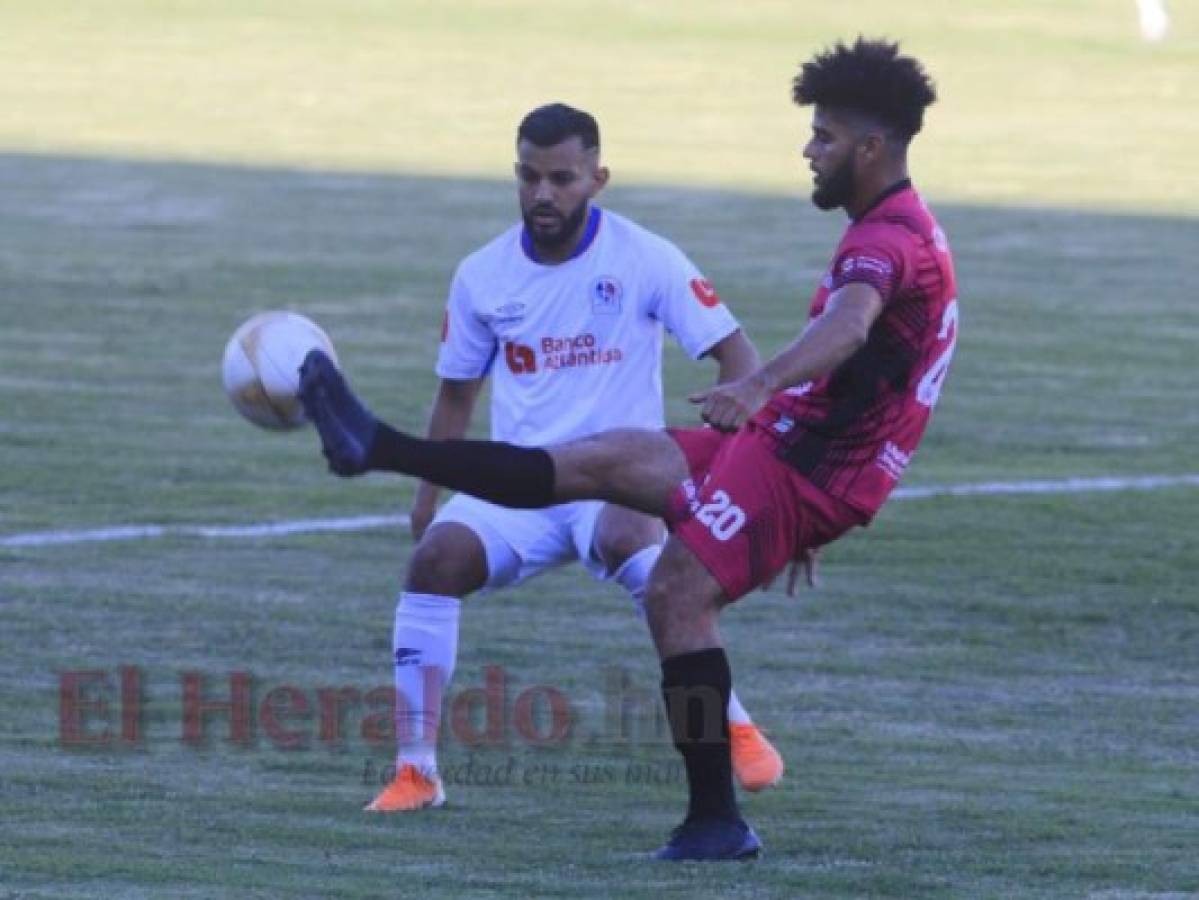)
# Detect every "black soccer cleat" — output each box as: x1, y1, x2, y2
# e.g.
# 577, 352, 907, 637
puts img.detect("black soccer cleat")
653, 815, 763, 862
297, 349, 379, 477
